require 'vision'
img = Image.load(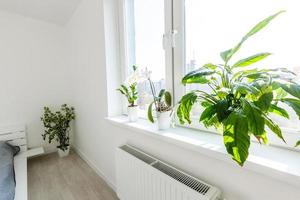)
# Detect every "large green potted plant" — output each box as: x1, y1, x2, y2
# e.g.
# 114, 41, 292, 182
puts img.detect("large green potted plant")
177, 11, 300, 166
41, 104, 75, 157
